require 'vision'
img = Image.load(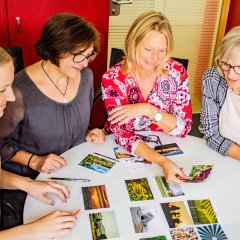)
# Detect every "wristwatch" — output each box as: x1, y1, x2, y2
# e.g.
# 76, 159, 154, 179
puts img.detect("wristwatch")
154, 110, 162, 122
